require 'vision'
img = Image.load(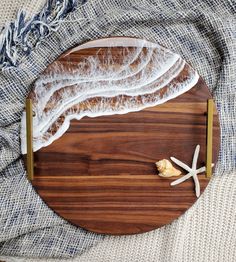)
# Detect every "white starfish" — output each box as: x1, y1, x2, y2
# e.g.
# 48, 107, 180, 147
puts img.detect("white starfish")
170, 145, 214, 198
